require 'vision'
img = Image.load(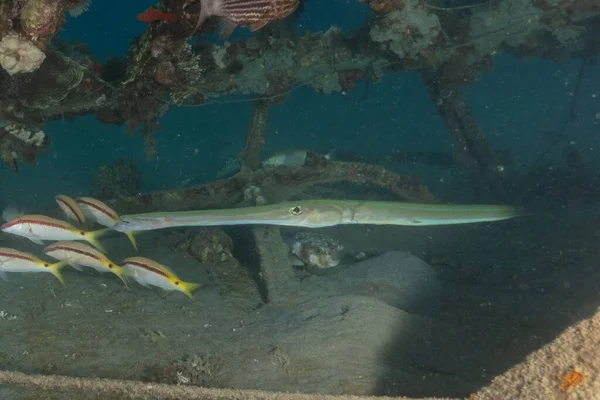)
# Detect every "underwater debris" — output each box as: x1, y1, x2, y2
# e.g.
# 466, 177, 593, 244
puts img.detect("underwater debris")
0, 33, 46, 75
1, 0, 596, 142
420, 72, 508, 200
238, 100, 270, 172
